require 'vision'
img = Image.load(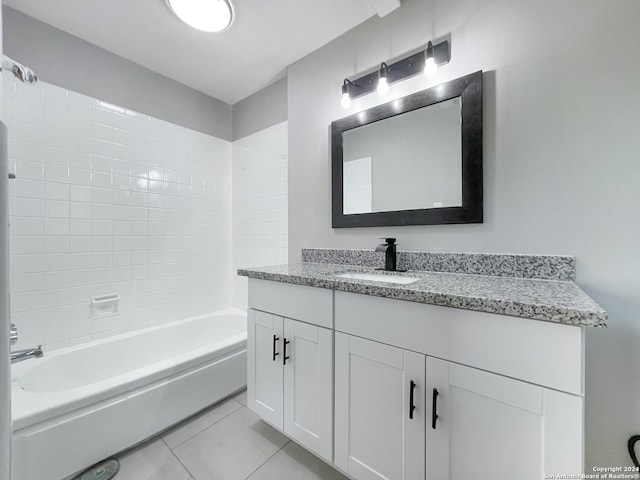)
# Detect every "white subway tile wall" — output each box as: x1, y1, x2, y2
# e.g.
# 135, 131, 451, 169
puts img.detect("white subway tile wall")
4, 78, 233, 351
232, 122, 288, 308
